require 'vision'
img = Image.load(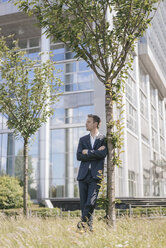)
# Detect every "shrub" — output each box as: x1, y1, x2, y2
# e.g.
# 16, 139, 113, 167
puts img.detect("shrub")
0, 175, 23, 209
